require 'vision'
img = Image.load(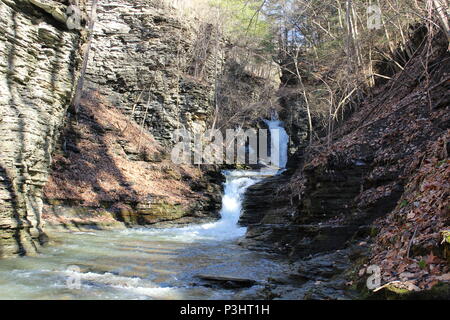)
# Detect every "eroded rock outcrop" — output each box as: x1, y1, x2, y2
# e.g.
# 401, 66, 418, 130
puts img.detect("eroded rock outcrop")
43, 90, 222, 229
241, 28, 449, 297
0, 0, 86, 257
84, 0, 223, 145
42, 0, 226, 228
